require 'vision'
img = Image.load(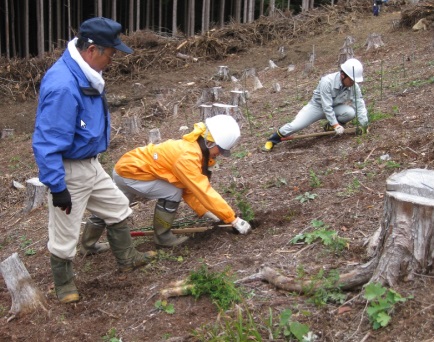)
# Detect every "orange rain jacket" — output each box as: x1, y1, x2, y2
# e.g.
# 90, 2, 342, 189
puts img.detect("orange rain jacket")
114, 123, 236, 224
